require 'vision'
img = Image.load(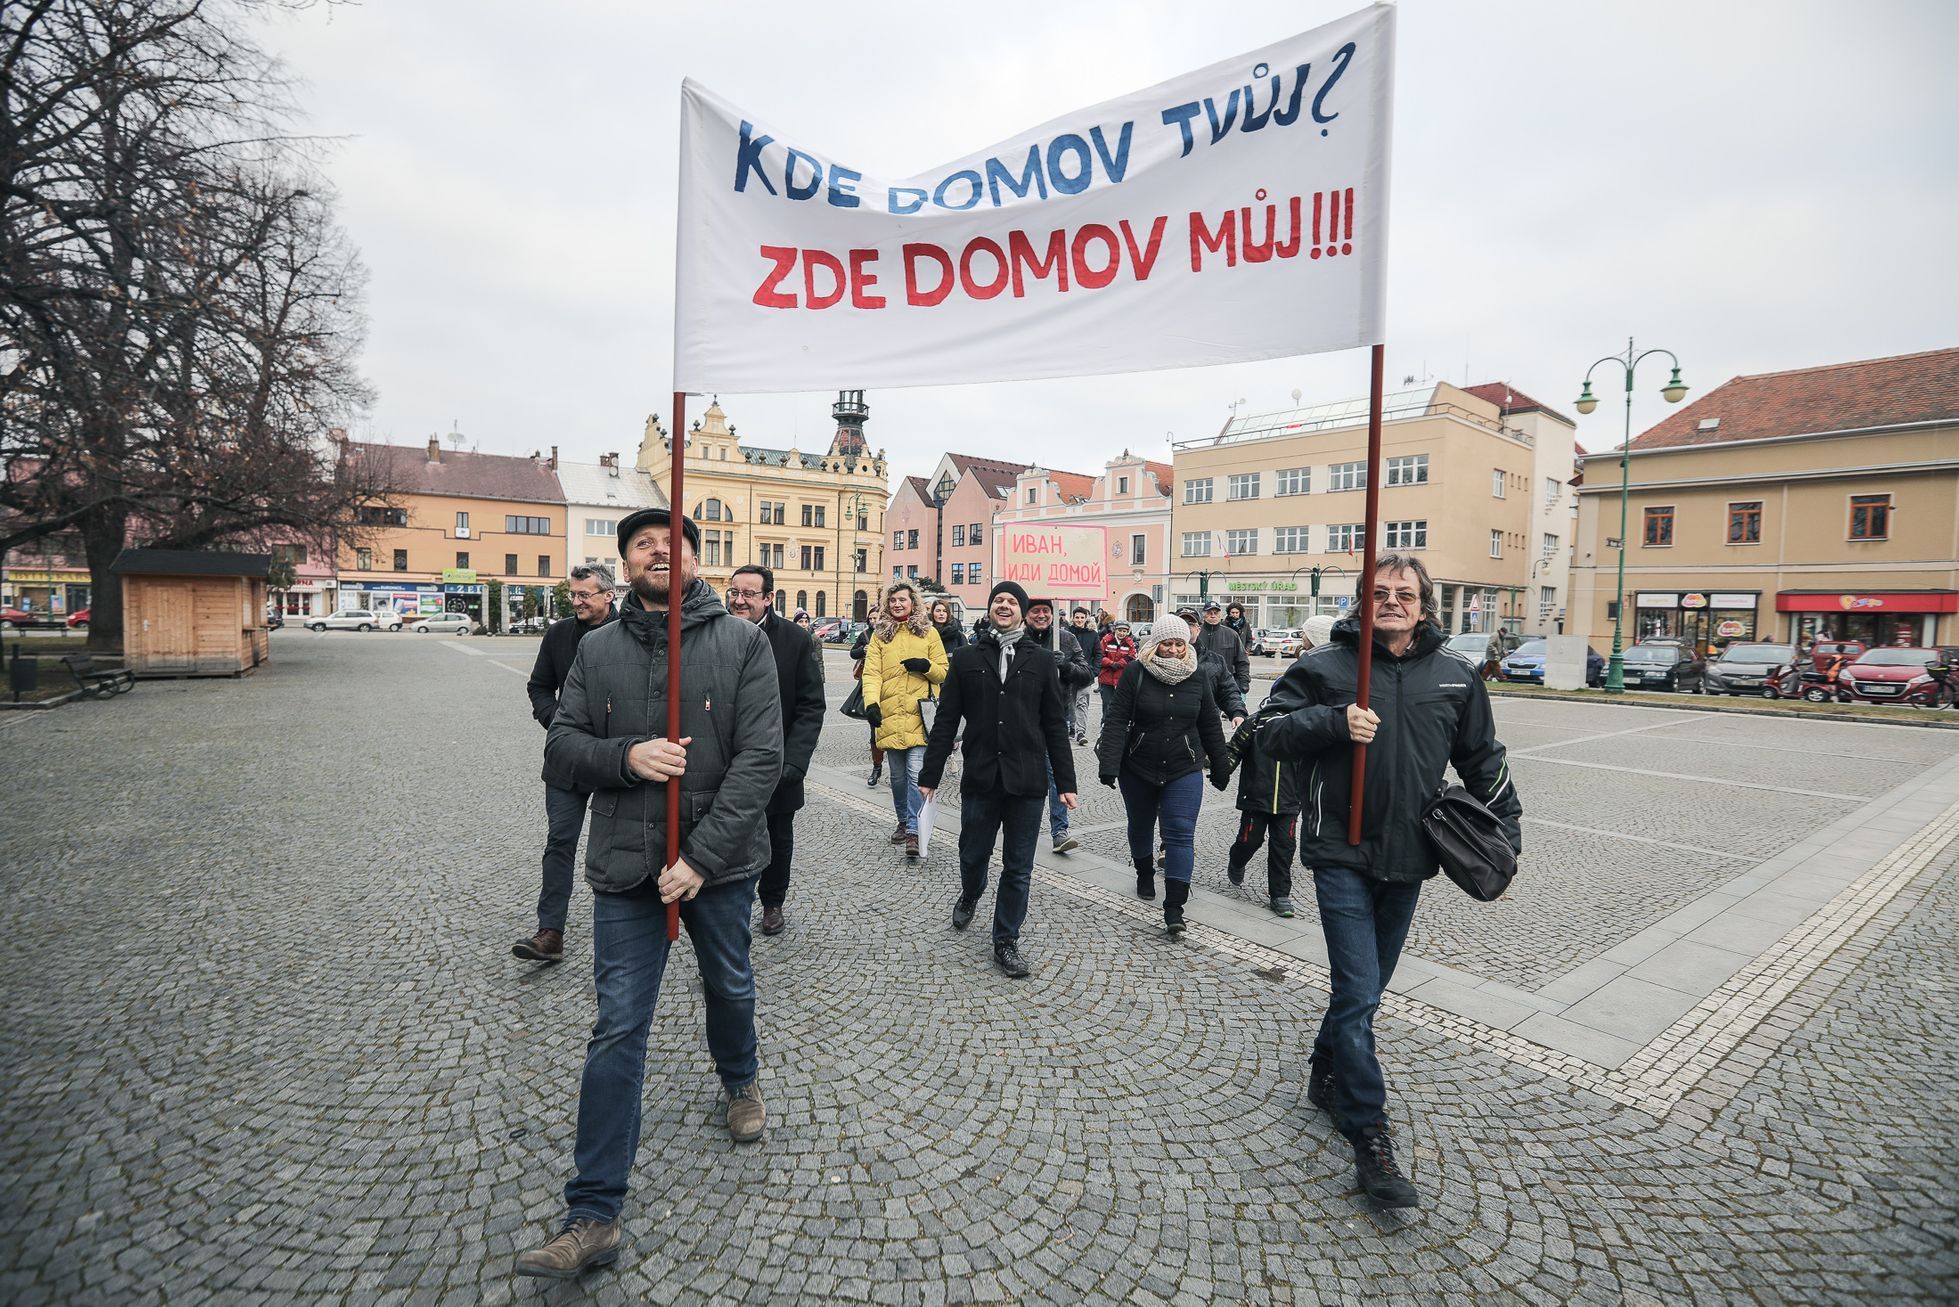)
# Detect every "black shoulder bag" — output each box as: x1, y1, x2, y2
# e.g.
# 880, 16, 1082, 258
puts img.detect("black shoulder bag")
1420, 785, 1518, 902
